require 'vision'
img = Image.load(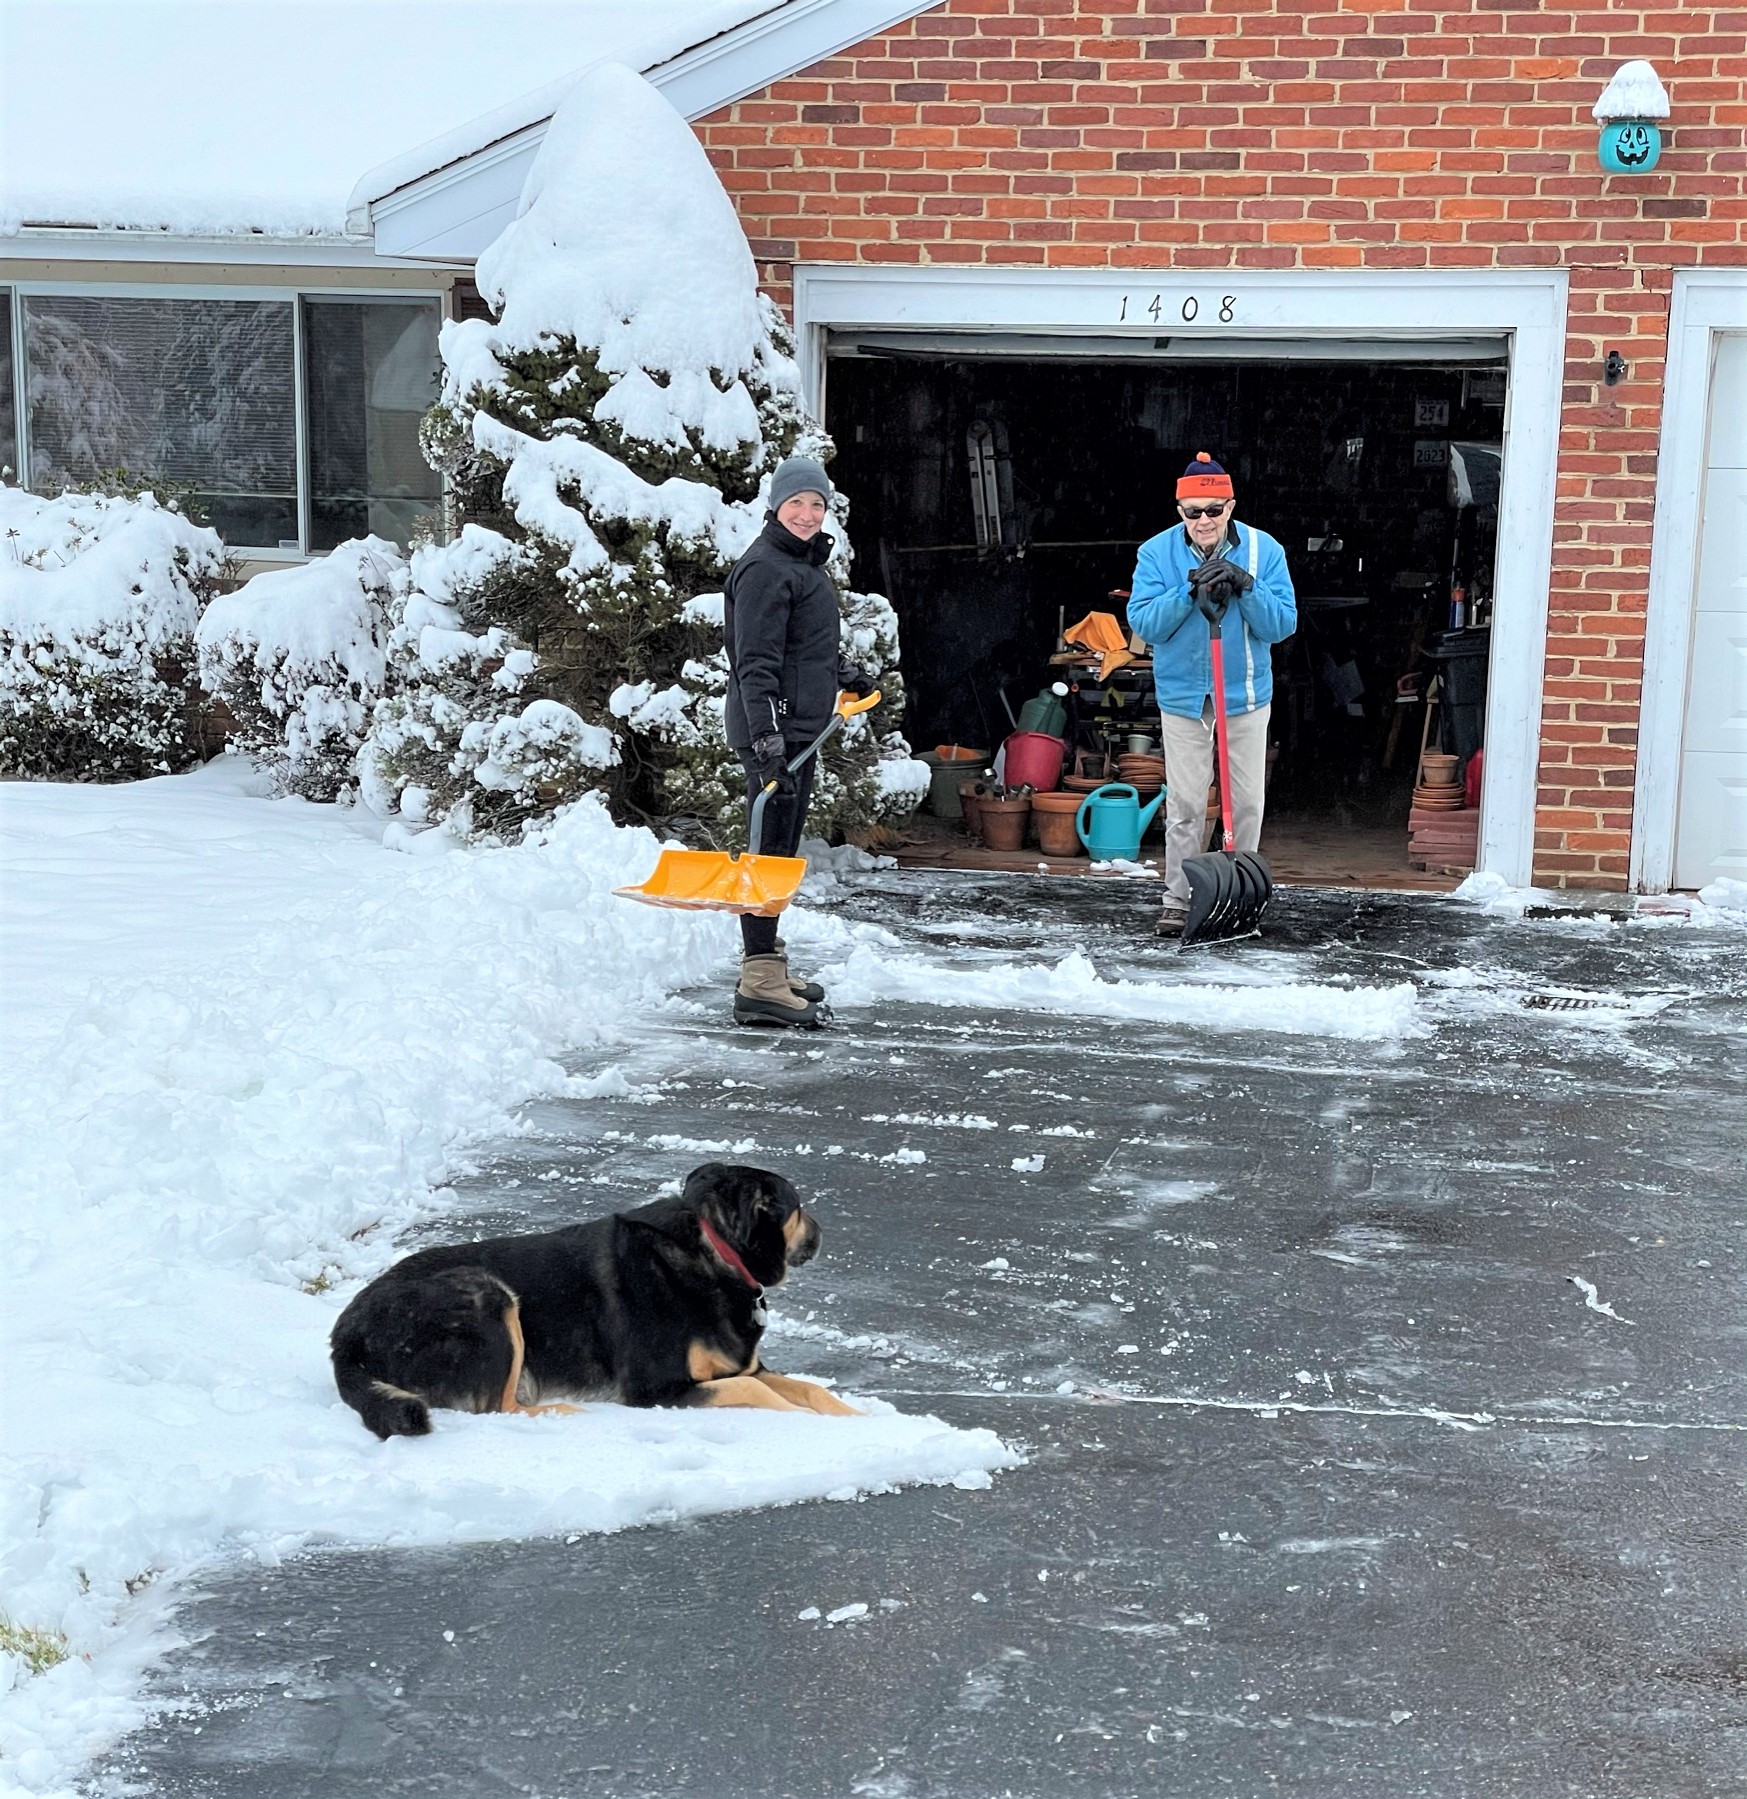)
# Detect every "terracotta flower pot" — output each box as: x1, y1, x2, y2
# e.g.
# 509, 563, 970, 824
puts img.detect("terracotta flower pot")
1030, 790, 1084, 858
980, 794, 1032, 851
